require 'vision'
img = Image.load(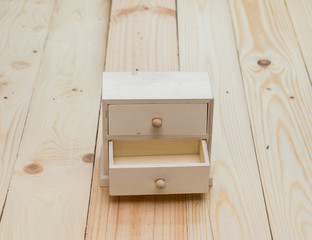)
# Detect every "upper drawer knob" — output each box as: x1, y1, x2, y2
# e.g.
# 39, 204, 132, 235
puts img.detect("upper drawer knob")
155, 178, 166, 189
152, 117, 162, 128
